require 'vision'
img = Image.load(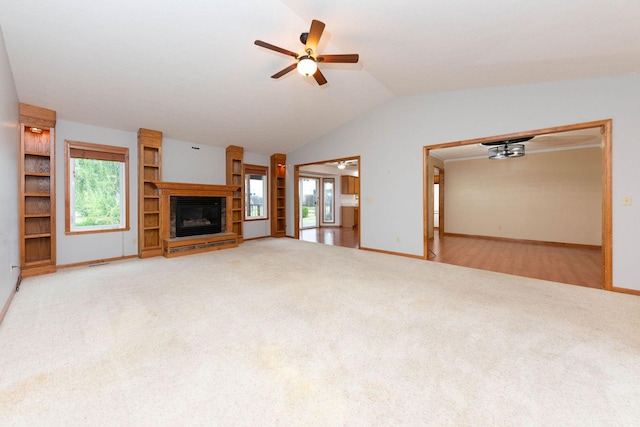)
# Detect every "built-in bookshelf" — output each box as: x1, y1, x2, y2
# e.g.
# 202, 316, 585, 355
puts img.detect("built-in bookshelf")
19, 103, 57, 277
226, 145, 244, 242
270, 153, 286, 237
138, 128, 163, 258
